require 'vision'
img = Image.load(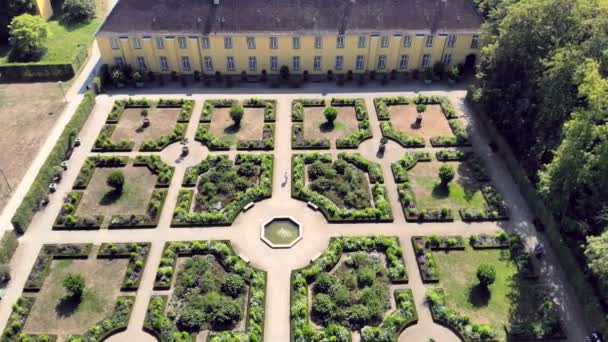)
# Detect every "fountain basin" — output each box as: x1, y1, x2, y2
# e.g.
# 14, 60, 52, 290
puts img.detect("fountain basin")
261, 216, 302, 248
